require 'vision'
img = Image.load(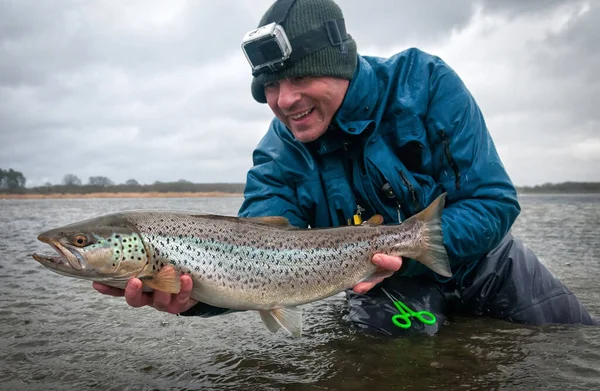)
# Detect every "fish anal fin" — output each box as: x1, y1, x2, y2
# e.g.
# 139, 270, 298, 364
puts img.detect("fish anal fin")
269, 307, 303, 337
140, 266, 181, 294
259, 310, 281, 333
